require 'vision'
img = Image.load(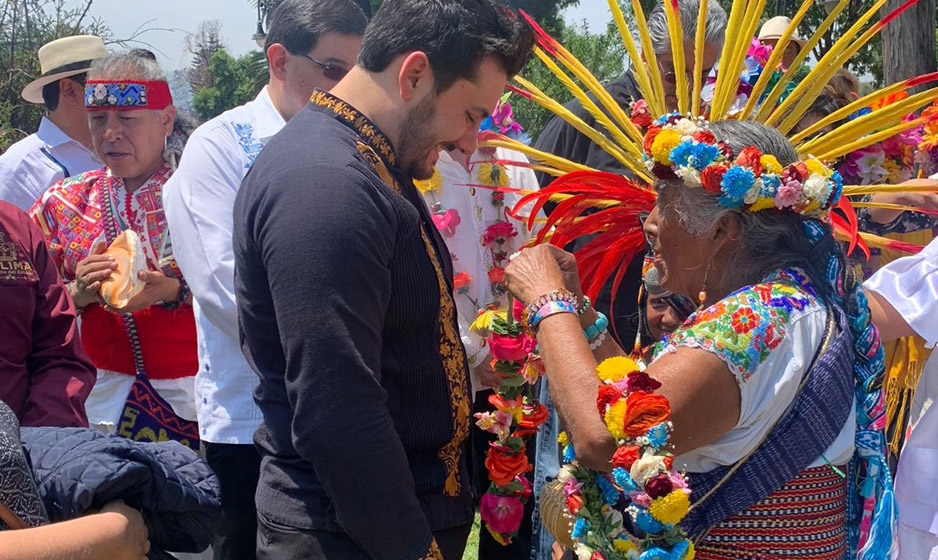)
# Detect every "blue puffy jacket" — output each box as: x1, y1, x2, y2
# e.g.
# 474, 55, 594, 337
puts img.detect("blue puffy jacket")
20, 426, 220, 558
